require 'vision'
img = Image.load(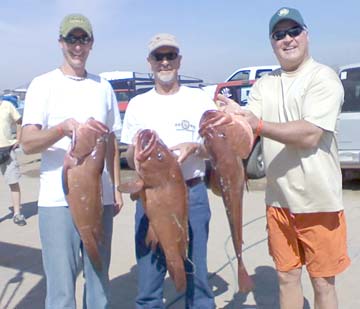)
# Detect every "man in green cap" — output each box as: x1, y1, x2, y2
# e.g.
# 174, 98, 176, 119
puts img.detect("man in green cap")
217, 7, 350, 309
21, 13, 123, 308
